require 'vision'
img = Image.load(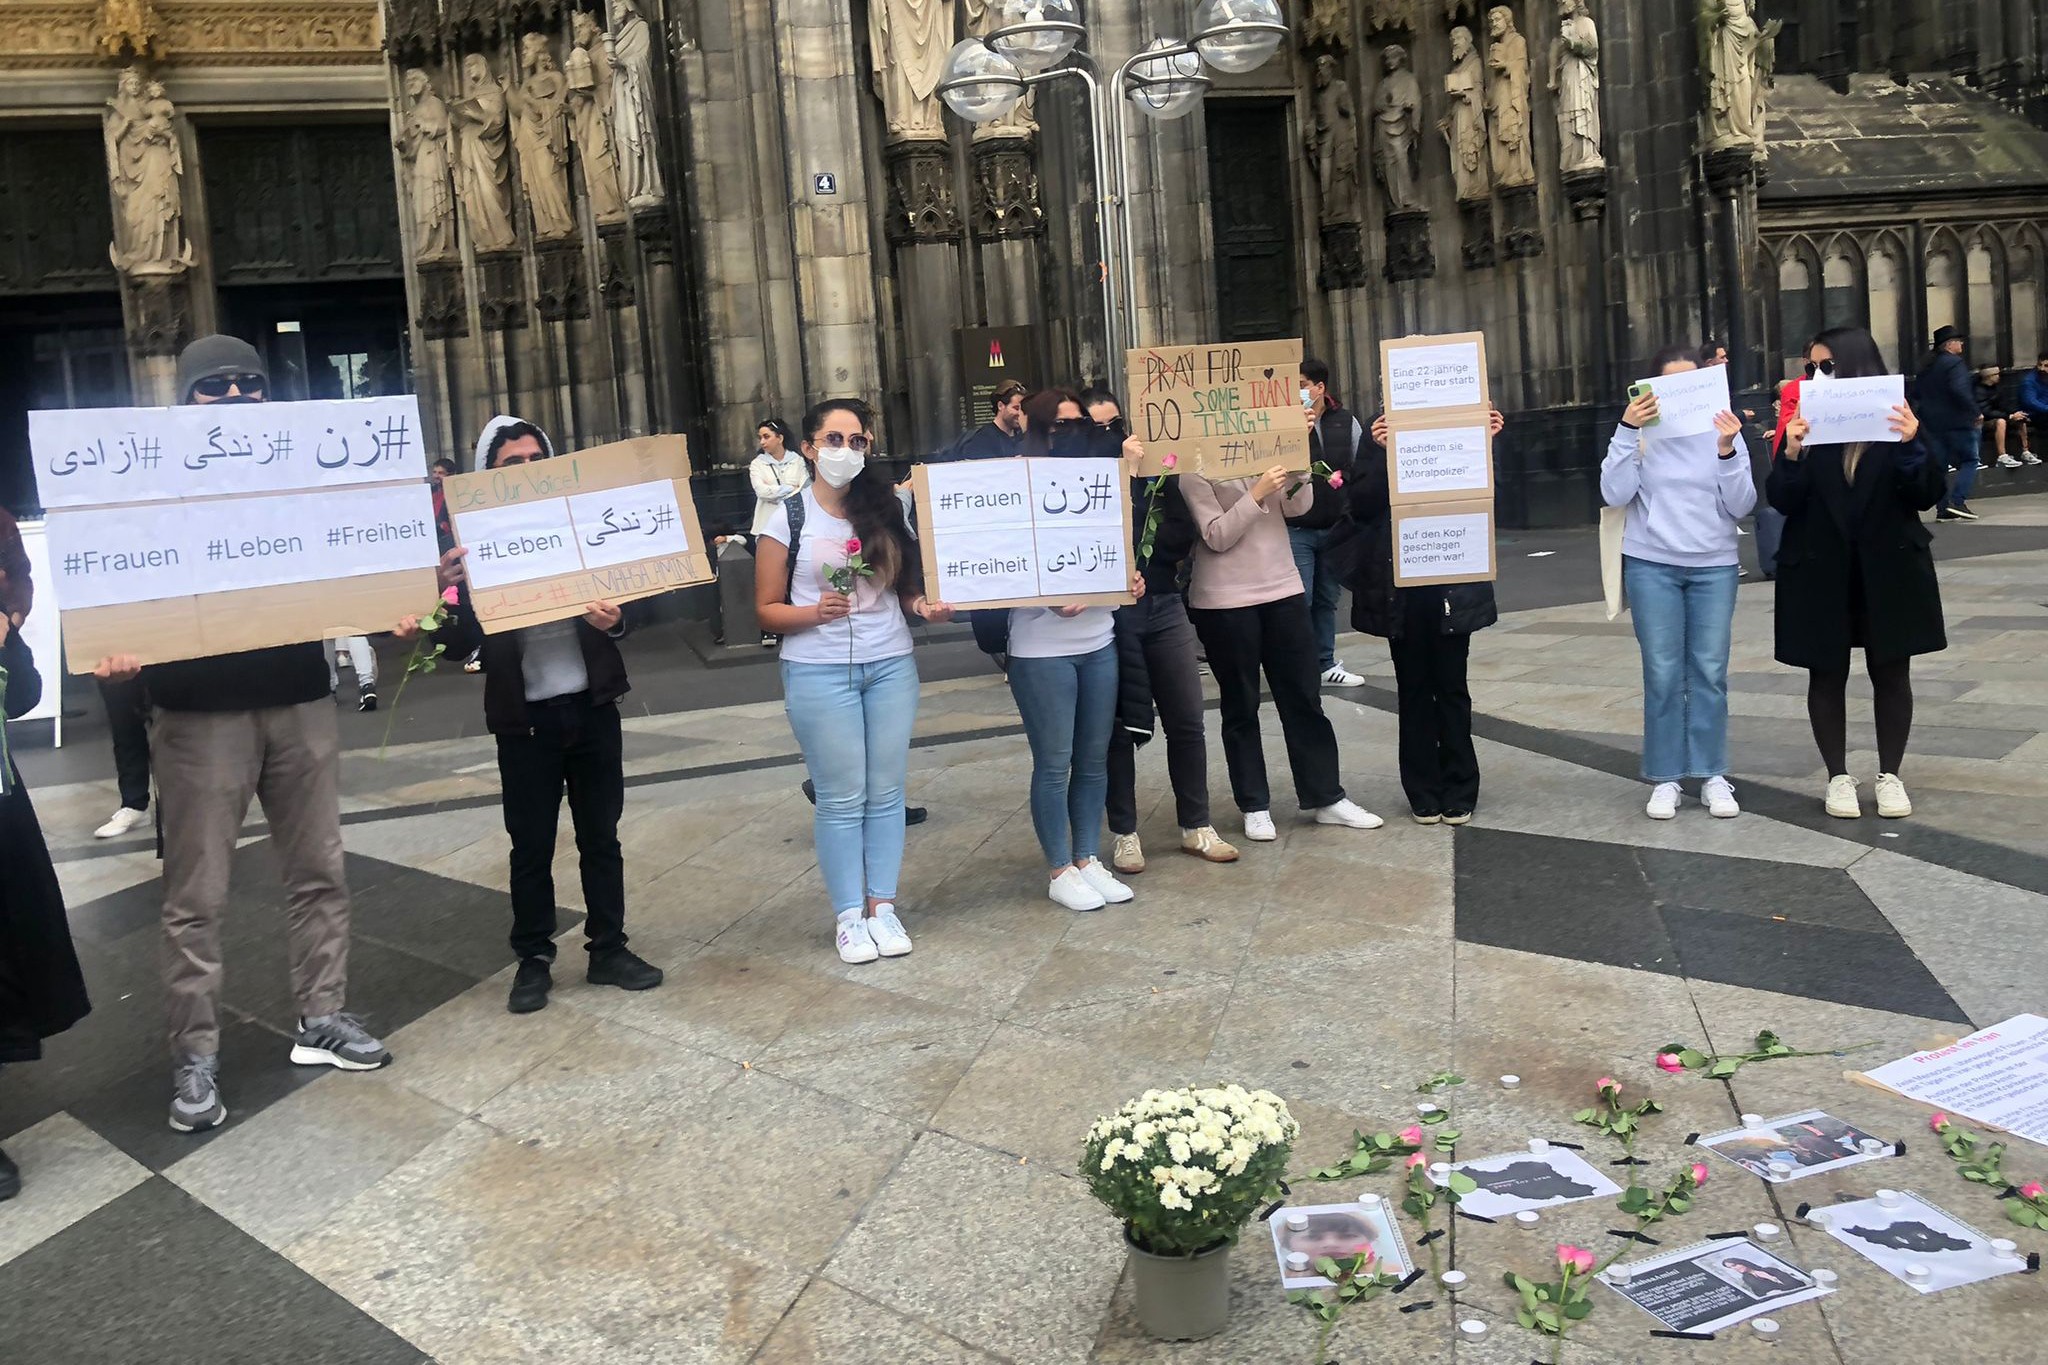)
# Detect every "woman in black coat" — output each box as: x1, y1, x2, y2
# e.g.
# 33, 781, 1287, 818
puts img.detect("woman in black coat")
1343, 408, 1506, 824
0, 612, 91, 1199
1768, 326, 1946, 821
